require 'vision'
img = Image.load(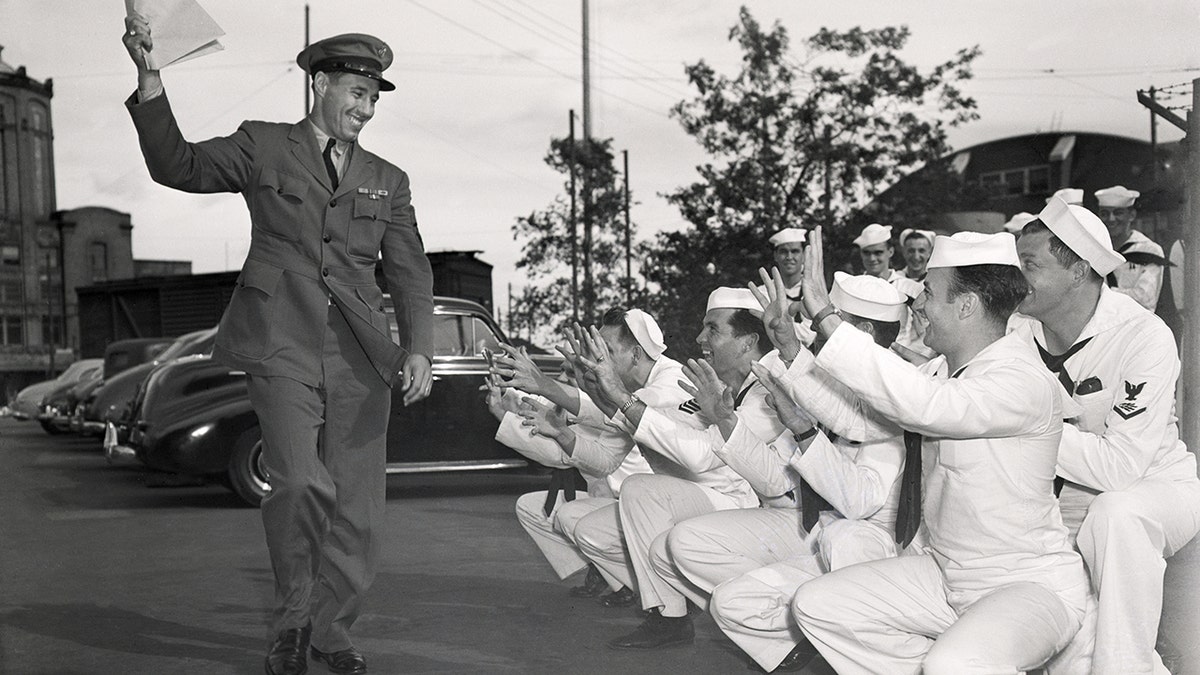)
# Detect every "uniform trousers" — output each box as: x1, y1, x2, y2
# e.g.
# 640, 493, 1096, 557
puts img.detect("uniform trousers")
1058, 478, 1200, 674
247, 305, 390, 652
792, 553, 1081, 675
616, 474, 742, 617
514, 492, 614, 582
706, 517, 896, 671
572, 499, 636, 593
